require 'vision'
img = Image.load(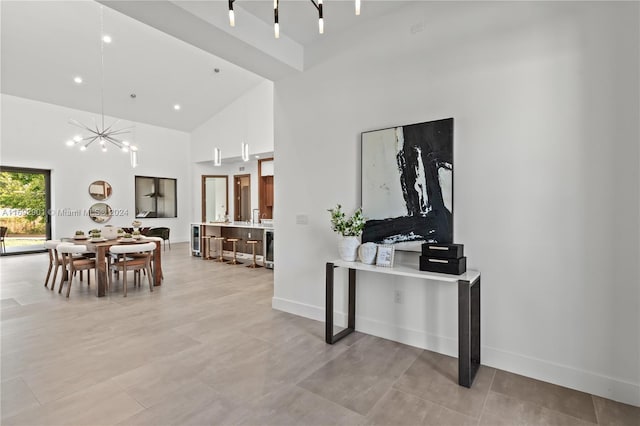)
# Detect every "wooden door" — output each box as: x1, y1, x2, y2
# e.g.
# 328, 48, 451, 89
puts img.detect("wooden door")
258, 158, 274, 219
233, 174, 251, 221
